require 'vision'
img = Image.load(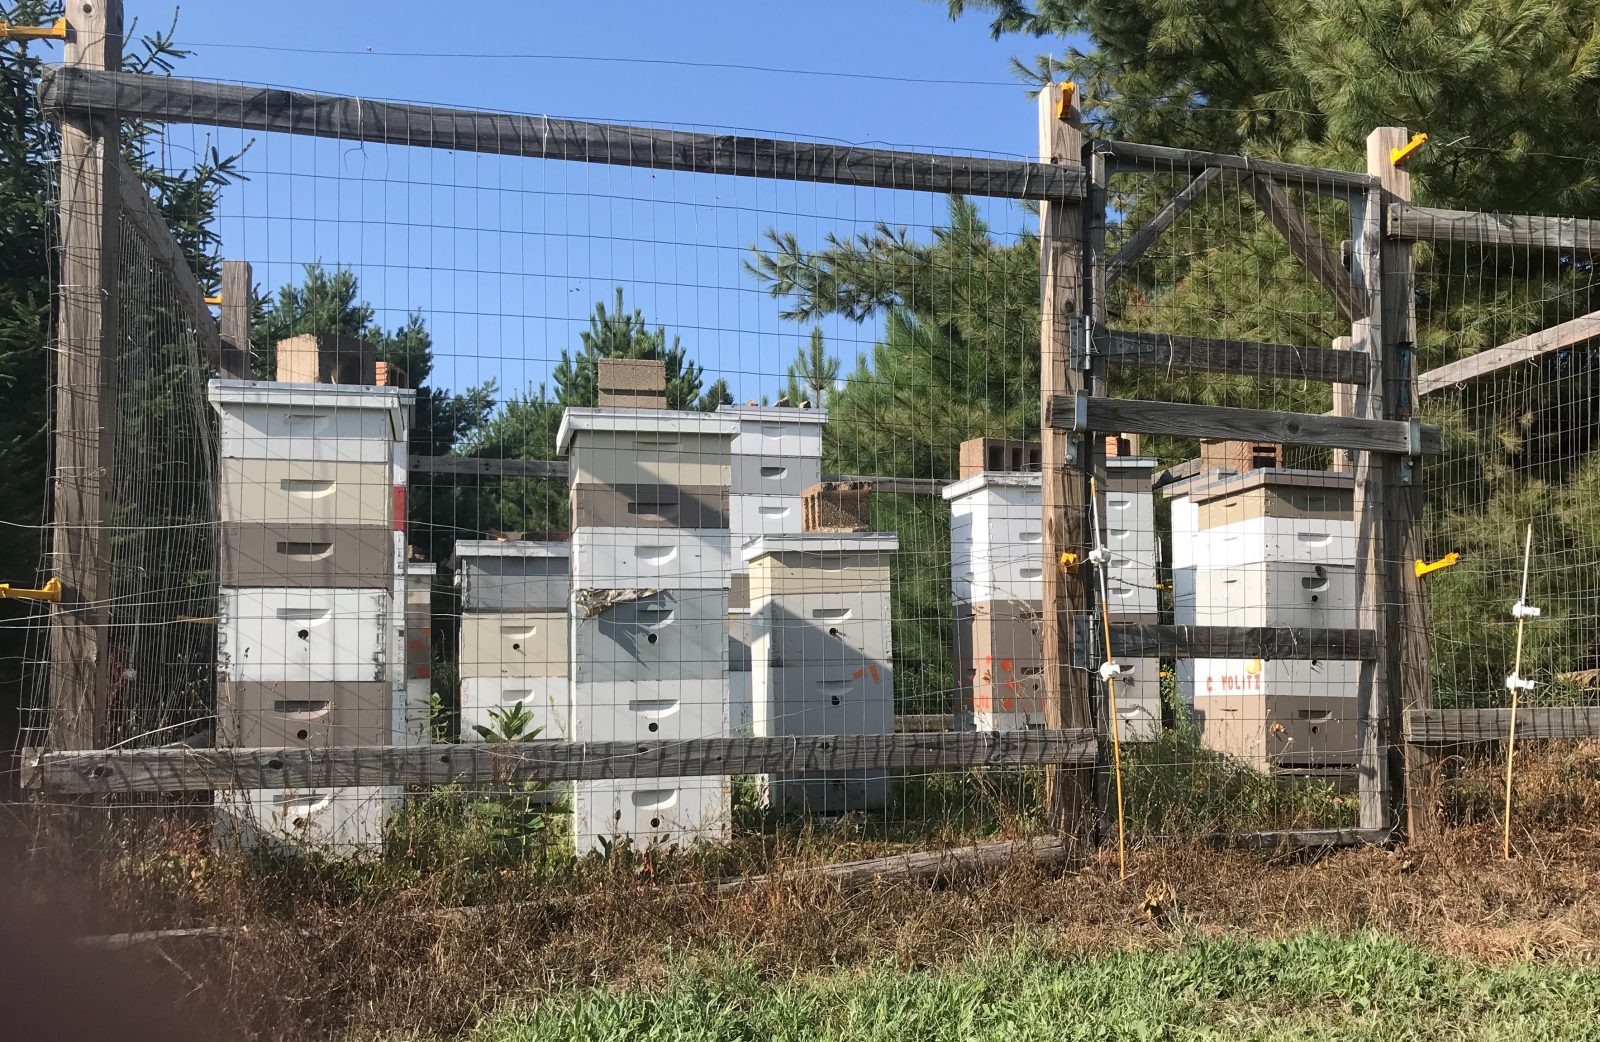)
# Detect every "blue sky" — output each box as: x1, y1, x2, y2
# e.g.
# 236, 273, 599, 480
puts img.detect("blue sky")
135, 1, 1067, 405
